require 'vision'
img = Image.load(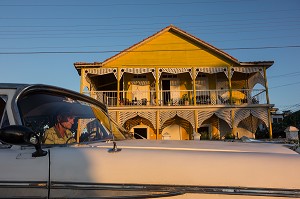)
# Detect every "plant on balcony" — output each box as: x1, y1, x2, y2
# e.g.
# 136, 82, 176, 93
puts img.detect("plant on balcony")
182, 94, 189, 105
